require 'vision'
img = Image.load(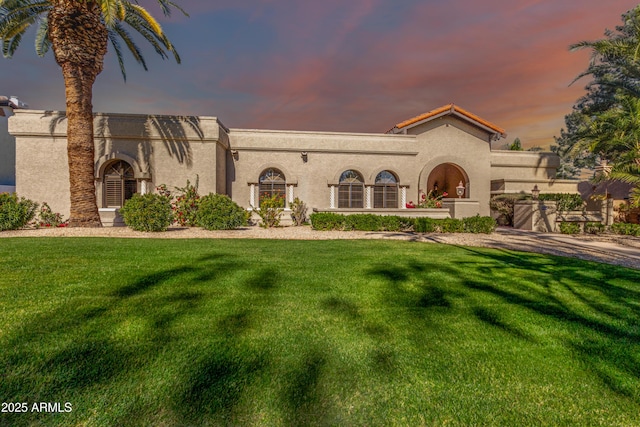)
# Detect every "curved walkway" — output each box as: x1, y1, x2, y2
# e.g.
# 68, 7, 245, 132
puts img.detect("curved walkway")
1, 226, 638, 270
